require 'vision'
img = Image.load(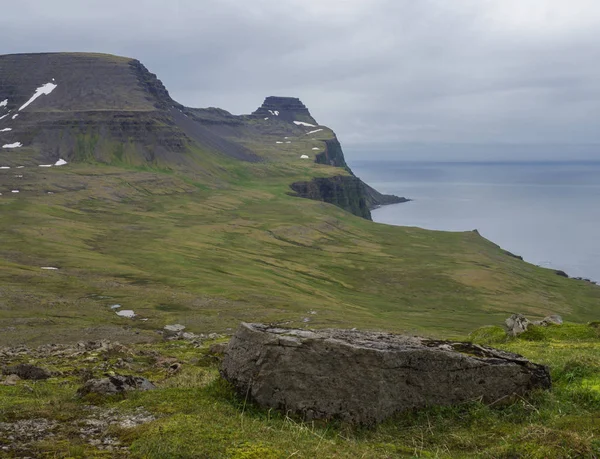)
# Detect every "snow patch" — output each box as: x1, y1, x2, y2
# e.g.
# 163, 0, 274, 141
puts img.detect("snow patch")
0, 166, 10, 169
116, 310, 136, 318
54, 158, 67, 166
19, 82, 58, 111
286, 141, 291, 144
39, 164, 53, 168
264, 117, 269, 120
14, 174, 23, 178
300, 155, 309, 159
306, 129, 323, 135
276, 141, 283, 144
16, 166, 24, 169
0, 114, 8, 120
41, 267, 58, 270
312, 147, 320, 150
0, 128, 12, 132
0, 99, 7, 107
274, 110, 279, 116
294, 121, 316, 127
11, 190, 19, 193
12, 114, 18, 120
3, 142, 22, 149
110, 304, 122, 309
